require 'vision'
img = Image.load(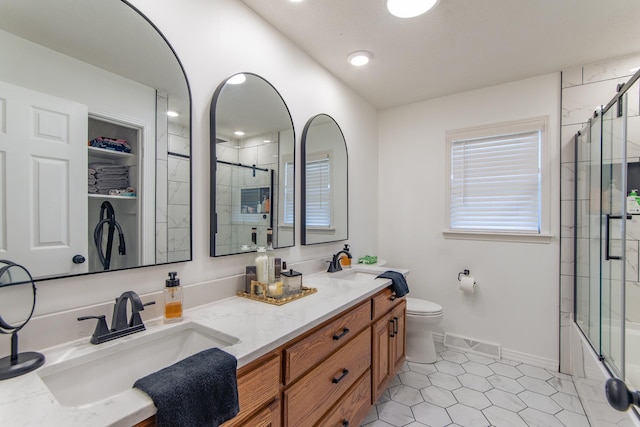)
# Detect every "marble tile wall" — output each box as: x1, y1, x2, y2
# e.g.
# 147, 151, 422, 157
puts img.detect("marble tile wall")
167, 123, 190, 261
214, 135, 277, 254
560, 52, 640, 371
